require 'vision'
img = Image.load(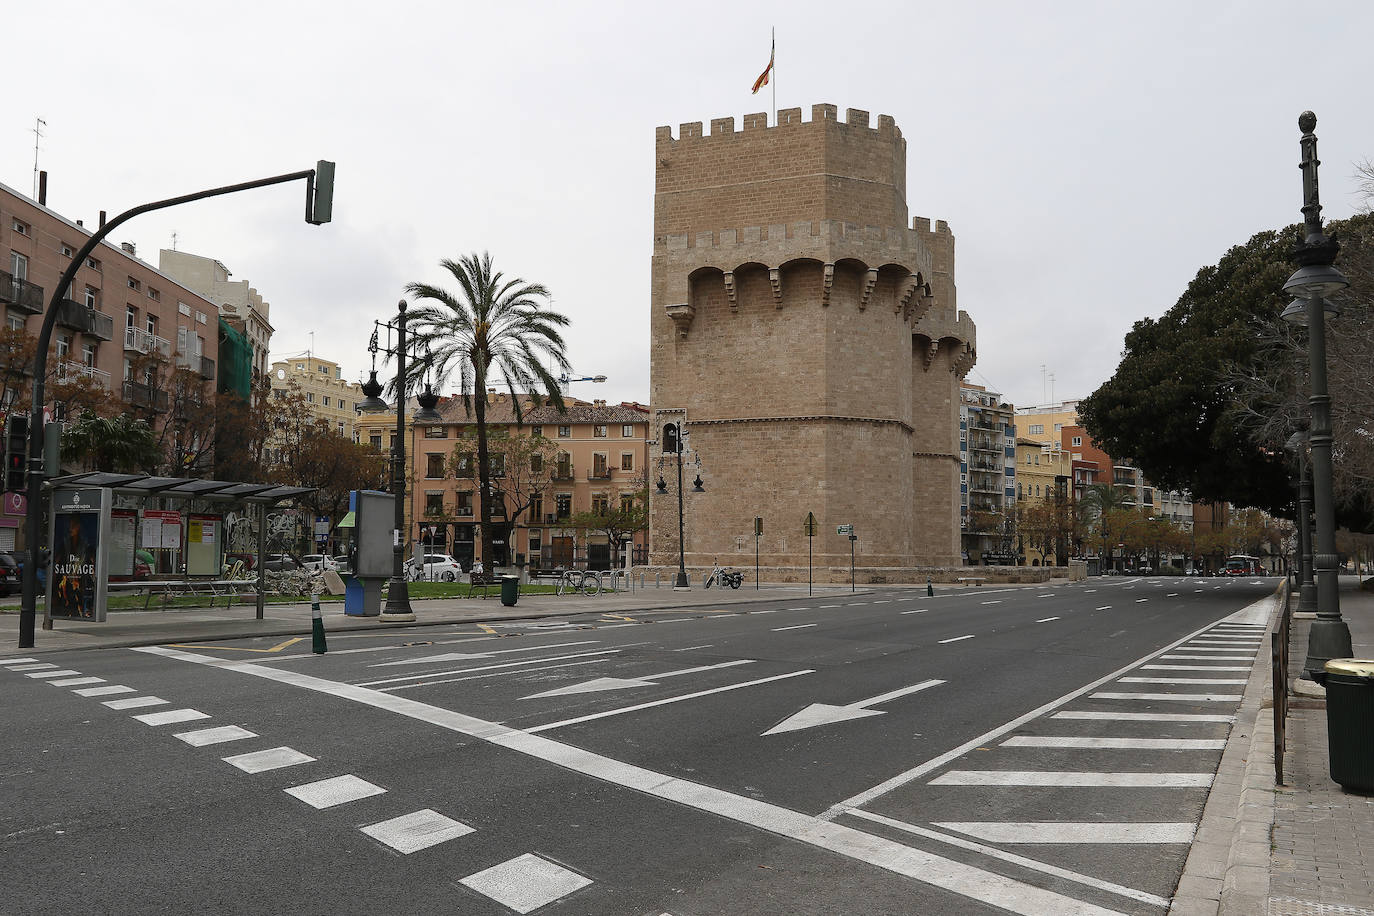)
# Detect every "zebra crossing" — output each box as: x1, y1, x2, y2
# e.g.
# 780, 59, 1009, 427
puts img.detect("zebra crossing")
839, 617, 1266, 914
